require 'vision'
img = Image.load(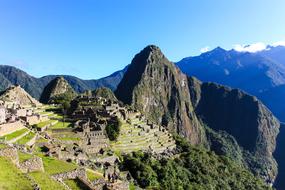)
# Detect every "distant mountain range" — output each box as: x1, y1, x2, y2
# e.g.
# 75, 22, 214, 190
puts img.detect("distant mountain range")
176, 46, 285, 122
1, 46, 285, 123
0, 65, 127, 100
